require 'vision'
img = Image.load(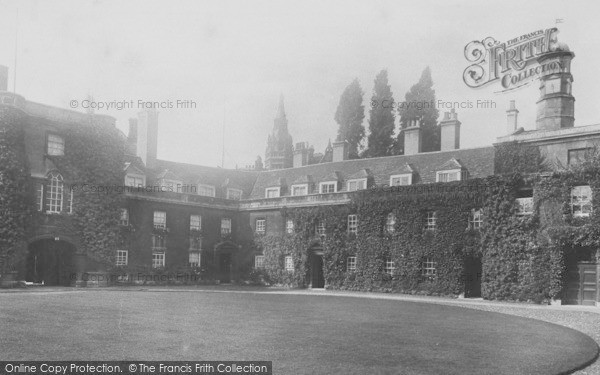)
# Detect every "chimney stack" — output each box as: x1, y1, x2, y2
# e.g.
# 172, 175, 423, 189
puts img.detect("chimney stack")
332, 140, 349, 162
0, 65, 8, 92
506, 100, 519, 134
293, 142, 310, 168
403, 119, 422, 155
136, 109, 158, 168
440, 109, 461, 151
